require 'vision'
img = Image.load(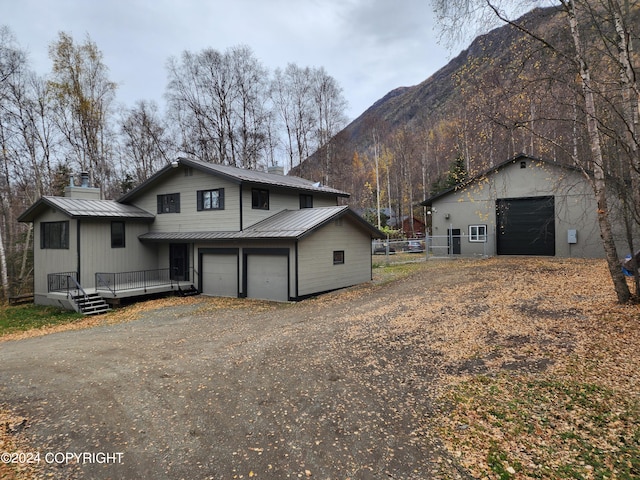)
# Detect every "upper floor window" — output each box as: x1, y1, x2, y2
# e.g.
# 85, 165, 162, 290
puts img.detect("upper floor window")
252, 188, 269, 210
157, 193, 180, 214
111, 221, 125, 248
333, 250, 345, 265
41, 221, 69, 249
197, 189, 225, 211
300, 194, 313, 209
